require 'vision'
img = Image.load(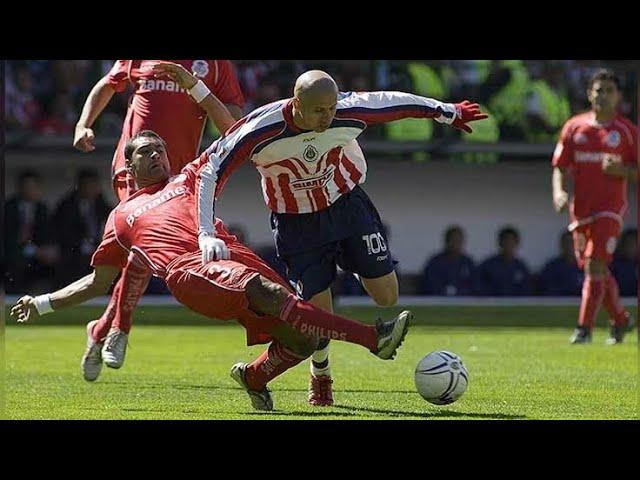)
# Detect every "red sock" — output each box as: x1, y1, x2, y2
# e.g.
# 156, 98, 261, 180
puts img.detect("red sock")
602, 271, 630, 327
91, 279, 121, 341
280, 294, 377, 351
578, 275, 605, 330
112, 258, 151, 333
244, 341, 308, 390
